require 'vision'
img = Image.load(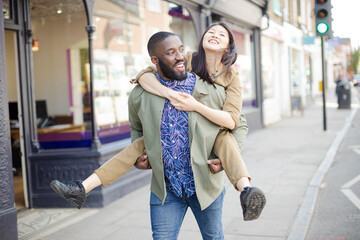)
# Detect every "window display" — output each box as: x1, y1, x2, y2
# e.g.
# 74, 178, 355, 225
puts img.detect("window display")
30, 0, 198, 149
233, 30, 256, 106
